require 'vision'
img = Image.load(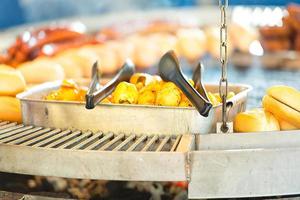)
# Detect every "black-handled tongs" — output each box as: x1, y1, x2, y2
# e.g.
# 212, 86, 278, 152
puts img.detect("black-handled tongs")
85, 59, 135, 109
158, 51, 212, 117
